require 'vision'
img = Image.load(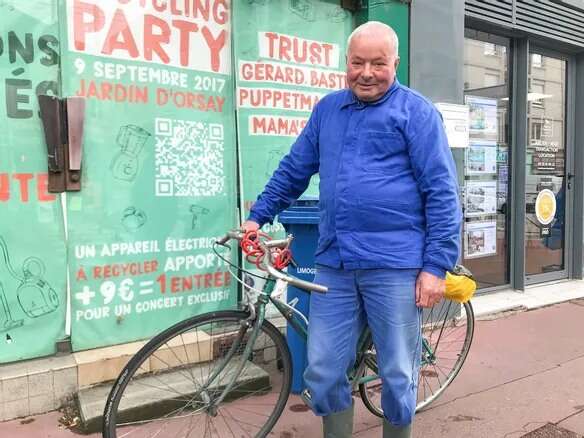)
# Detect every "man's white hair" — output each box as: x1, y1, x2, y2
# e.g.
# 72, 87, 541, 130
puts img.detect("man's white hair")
346, 21, 399, 56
